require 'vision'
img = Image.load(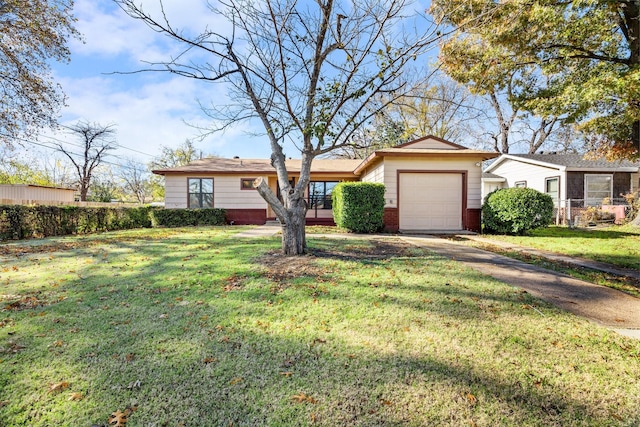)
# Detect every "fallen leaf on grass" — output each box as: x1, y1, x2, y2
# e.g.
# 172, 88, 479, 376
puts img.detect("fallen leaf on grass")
203, 357, 216, 364
379, 399, 393, 406
68, 392, 83, 401
49, 381, 70, 394
291, 393, 317, 404
125, 353, 135, 362
107, 405, 137, 426
465, 393, 477, 405
279, 371, 293, 377
229, 377, 243, 385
